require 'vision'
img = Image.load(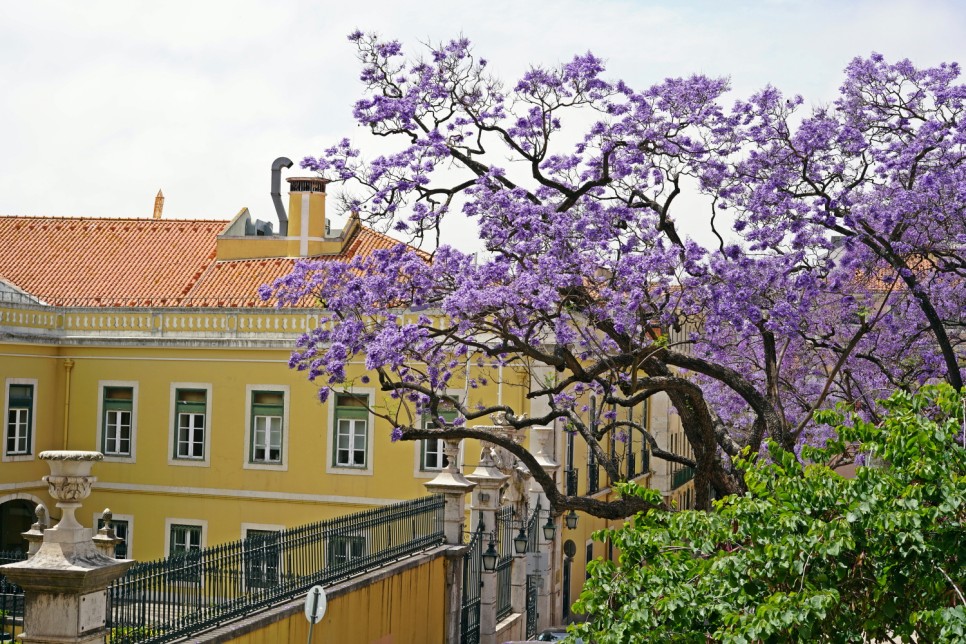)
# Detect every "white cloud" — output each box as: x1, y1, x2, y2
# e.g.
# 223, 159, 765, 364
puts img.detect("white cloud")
2, 0, 965, 251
